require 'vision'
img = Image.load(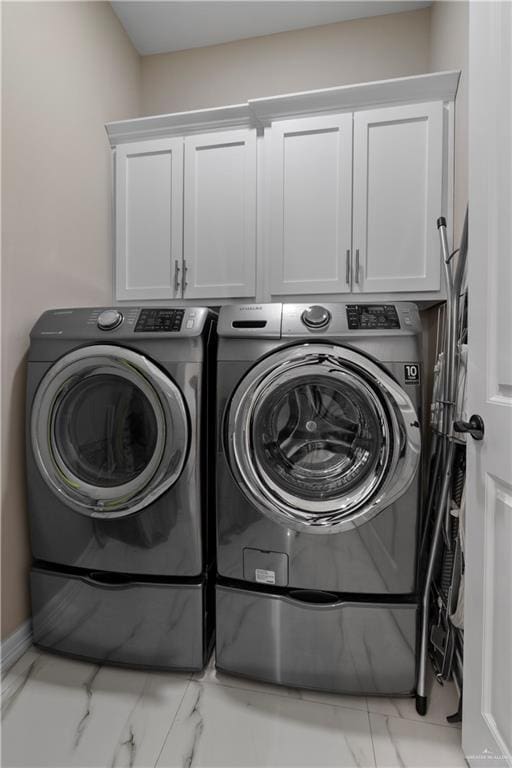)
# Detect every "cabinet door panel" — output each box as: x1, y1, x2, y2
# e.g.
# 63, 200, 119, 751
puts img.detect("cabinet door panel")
115, 138, 183, 301
184, 129, 256, 299
270, 114, 353, 295
353, 102, 443, 293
